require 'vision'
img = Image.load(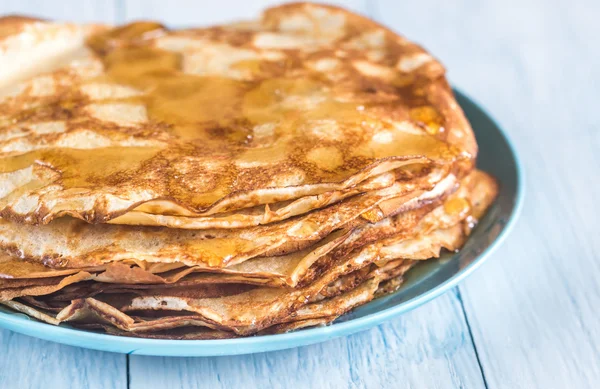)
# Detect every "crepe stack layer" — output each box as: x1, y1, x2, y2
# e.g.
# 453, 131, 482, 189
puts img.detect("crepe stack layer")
0, 3, 498, 339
